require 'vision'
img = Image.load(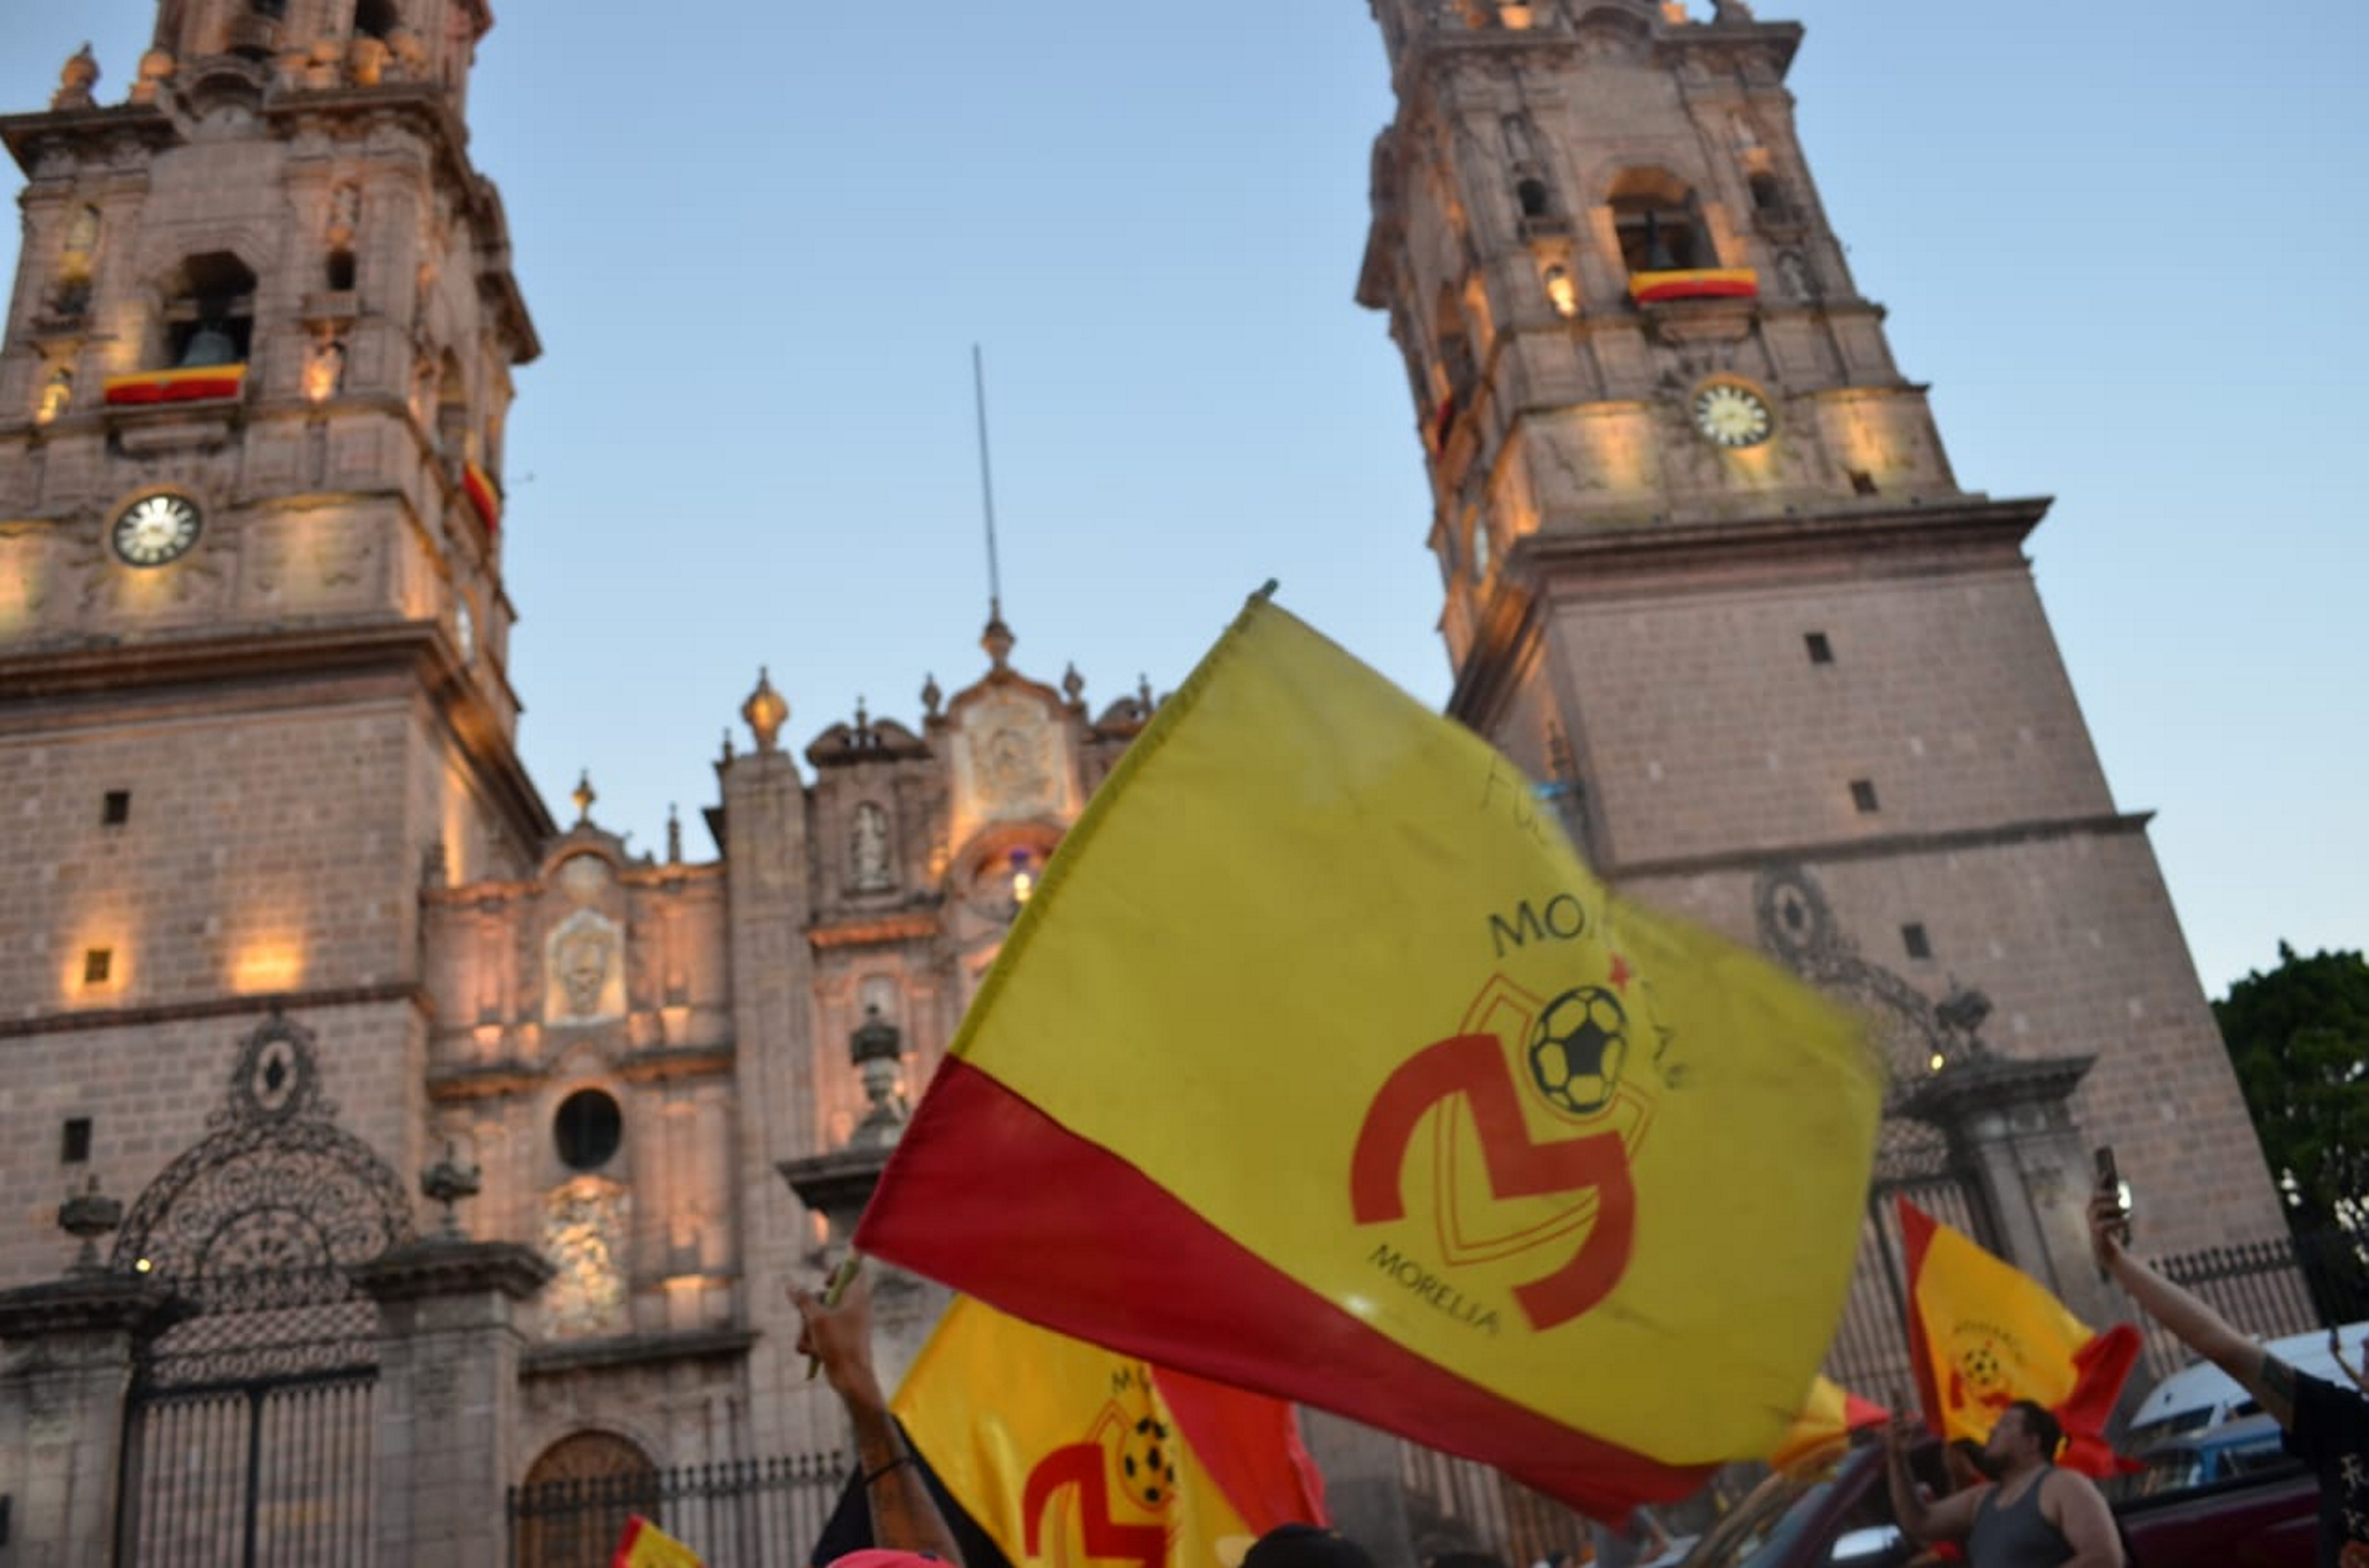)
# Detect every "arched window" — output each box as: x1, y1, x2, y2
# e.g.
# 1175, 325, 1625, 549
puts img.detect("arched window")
1607, 170, 1713, 273
514, 1431, 658, 1568
162, 252, 258, 369
1433, 284, 1477, 407
354, 0, 400, 41
436, 351, 470, 460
